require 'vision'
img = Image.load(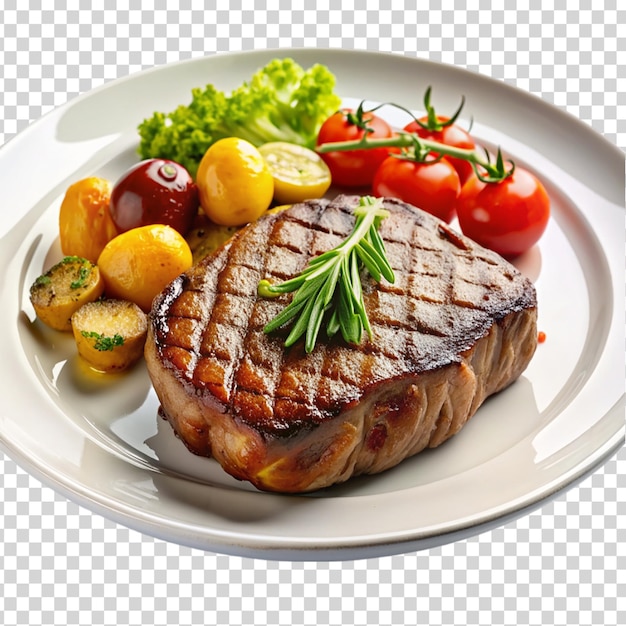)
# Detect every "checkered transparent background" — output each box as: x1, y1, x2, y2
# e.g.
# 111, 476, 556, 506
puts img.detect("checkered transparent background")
1, 2, 624, 625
